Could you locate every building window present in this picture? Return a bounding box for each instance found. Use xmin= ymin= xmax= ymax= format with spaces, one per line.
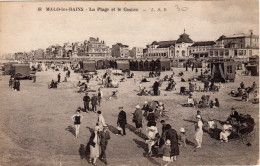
xmin=210 ymin=51 xmax=213 ymax=56
xmin=225 ymin=50 xmax=229 ymax=56
xmin=215 ymin=51 xmax=218 ymax=56
xmin=244 ymin=50 xmax=246 ymax=55
xmin=227 ymin=65 xmax=232 ymax=73
xmin=220 ymin=50 xmax=224 ymax=56
xmin=234 ymin=50 xmax=237 ymax=56
xmin=182 ymin=50 xmax=185 ymax=56
xmin=249 ymin=50 xmax=252 ymax=56
xmin=239 ymin=50 xmax=243 ymax=56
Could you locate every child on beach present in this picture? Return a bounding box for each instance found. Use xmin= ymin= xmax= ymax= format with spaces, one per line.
xmin=162 ymin=140 xmax=174 ymax=166
xmin=179 ymin=128 xmax=187 ymax=147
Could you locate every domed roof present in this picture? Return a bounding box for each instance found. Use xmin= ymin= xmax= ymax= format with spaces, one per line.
xmin=176 ymin=30 xmax=193 ymax=43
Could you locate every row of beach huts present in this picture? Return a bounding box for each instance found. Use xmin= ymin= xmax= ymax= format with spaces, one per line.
xmin=1 ymin=57 xmax=258 ymax=82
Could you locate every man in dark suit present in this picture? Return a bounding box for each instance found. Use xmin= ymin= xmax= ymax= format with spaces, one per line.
xmin=57 ymin=73 xmax=61 ymax=83
xmin=83 ymin=92 xmax=90 ymax=112
xmin=91 ymin=94 xmax=98 ymax=112
xmin=99 ymin=125 xmax=110 ymax=165
xmin=117 ymin=107 xmax=127 ymax=136
xmin=153 ymin=81 xmax=160 ymax=96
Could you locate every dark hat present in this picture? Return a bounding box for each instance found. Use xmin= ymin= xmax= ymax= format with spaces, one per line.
xmin=97 ymin=111 xmax=101 ymax=114
xmin=160 ymin=120 xmax=165 ymax=123
xmin=165 ymin=124 xmax=172 ymax=130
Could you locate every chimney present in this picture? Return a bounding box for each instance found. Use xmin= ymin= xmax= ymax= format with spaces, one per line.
xmin=249 ymin=30 xmax=253 ymax=47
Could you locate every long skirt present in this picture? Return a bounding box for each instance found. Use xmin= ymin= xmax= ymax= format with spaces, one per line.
xmin=170 ymin=142 xmax=179 ymax=156
xmin=163 ymin=156 xmax=173 ymax=162
xmin=90 ymin=144 xmax=99 ymax=158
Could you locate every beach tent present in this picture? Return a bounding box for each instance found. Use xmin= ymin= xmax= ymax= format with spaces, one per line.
xmin=129 ymin=60 xmax=134 ymax=70
xmin=158 ymin=59 xmax=171 ymax=71
xmin=150 ymin=60 xmax=156 ymax=71
xmin=246 ymin=65 xmax=258 ymax=76
xmin=82 ymin=60 xmax=96 ymax=72
xmin=116 ymin=60 xmax=130 ymax=71
xmin=13 ymin=63 xmax=31 ymax=79
xmin=210 ymin=59 xmax=236 ymax=82
xmin=3 ymin=62 xmax=17 ymax=75
xmin=131 ymin=60 xmax=138 ymax=71
xmin=135 ymin=60 xmax=139 ymax=71
xmin=144 ymin=60 xmax=149 ymax=71
xmin=193 ymin=61 xmax=203 ymax=68
xmin=96 ymin=60 xmax=104 ymax=69
xmin=103 ymin=60 xmax=109 ymax=69
xmin=139 ymin=60 xmax=144 ymax=71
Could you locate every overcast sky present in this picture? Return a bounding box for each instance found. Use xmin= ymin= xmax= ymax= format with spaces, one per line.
xmin=0 ymin=0 xmax=258 ymax=54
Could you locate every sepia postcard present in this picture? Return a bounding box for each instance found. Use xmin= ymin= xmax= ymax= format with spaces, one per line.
xmin=0 ymin=0 xmax=259 ymax=166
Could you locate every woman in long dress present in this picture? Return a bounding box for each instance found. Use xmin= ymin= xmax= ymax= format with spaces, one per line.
xmin=194 ymin=115 xmax=204 ymax=148
xmin=146 ymin=121 xmax=158 ymax=156
xmin=89 ymin=126 xmax=100 ymax=166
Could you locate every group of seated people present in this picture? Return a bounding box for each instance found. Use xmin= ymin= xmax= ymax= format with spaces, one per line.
xmin=165 ymin=80 xmax=176 ymax=91
xmin=163 ymin=72 xmax=175 ymax=82
xmin=138 ymin=87 xmax=151 ymax=96
xmin=197 ymin=95 xmax=220 ymax=108
xmin=104 ymin=76 xmax=113 ymax=87
xmin=209 ymin=82 xmax=219 ymax=92
xmin=141 ymin=76 xmax=150 ymax=82
xmin=9 ymin=77 xmax=20 ymax=91
xmin=198 ymin=95 xmax=217 ymax=108
xmin=227 ymin=109 xmax=255 ymax=135
xmin=106 ymin=90 xmax=118 ymax=100
xmin=232 ymin=82 xmax=257 ymax=96
xmin=206 ymin=109 xmax=256 ymax=143
xmin=149 ymin=71 xmax=161 ymax=78
xmin=49 ymin=79 xmax=58 ymax=89
xmin=182 ymin=94 xmax=219 ymax=108
xmin=142 ymin=101 xmax=165 ymax=121
xmin=77 ymin=81 xmax=88 ymax=92
xmin=178 ymin=71 xmax=184 ymax=77
xmin=127 ymin=72 xmax=134 ymax=78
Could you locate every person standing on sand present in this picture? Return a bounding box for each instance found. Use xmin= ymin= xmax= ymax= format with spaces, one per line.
xmin=97 ymin=111 xmax=106 ymax=131
xmin=117 ymin=107 xmax=127 ymax=136
xmin=162 ymin=140 xmax=173 ymax=166
xmin=57 ymin=73 xmax=61 ymax=83
xmin=97 ymin=88 xmax=103 ymax=106
xmin=71 ymin=109 xmax=83 ymax=138
xmin=99 ymin=125 xmax=110 ymax=165
xmin=89 ymin=126 xmax=100 ymax=166
xmin=91 ymin=94 xmax=98 ymax=112
xmin=83 ymin=92 xmax=90 ymax=112
xmin=133 ymin=105 xmax=143 ymax=132
xmin=164 ymin=124 xmax=179 ymax=161
xmin=194 ymin=115 xmax=203 ymax=148
xmin=33 ymin=75 xmax=36 ymax=83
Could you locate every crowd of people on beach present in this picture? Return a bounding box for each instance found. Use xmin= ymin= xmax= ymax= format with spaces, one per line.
xmin=7 ymin=61 xmax=258 ymax=166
